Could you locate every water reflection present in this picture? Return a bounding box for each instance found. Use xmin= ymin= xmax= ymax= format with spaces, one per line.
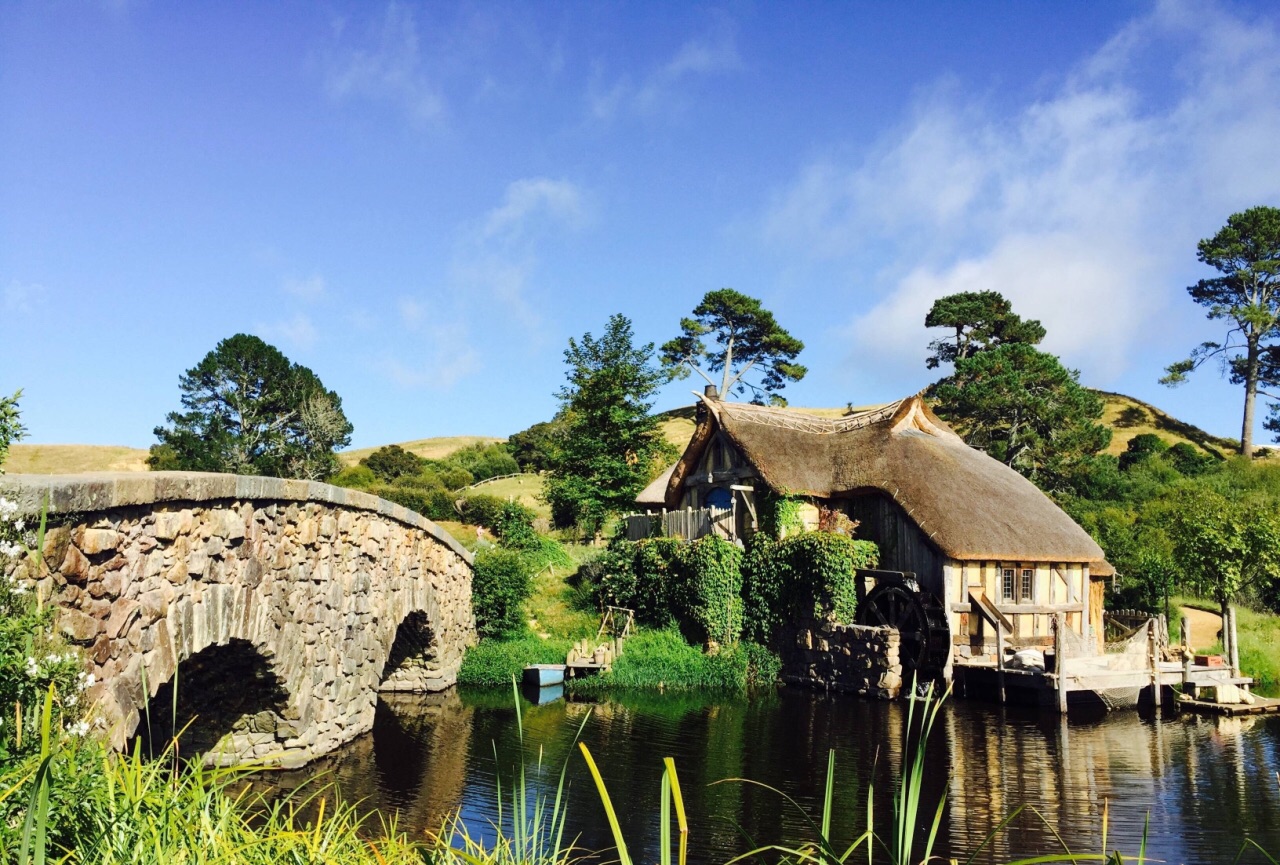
xmin=260 ymin=689 xmax=1280 ymax=864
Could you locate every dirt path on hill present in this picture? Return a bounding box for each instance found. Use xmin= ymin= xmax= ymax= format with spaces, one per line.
xmin=1179 ymin=605 xmax=1223 ymax=651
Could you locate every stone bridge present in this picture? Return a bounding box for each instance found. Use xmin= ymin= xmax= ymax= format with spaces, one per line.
xmin=0 ymin=472 xmax=475 ymax=767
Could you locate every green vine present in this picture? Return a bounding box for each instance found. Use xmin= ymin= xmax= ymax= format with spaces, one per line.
xmin=757 ymin=490 xmax=806 ymax=538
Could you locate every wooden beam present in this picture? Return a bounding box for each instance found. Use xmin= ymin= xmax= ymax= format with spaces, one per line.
xmin=969 ymin=590 xmax=1014 ymax=632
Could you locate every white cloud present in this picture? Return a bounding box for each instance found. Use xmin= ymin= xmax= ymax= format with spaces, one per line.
xmin=3 ymin=281 xmax=46 ymax=313
xmin=258 ymin=314 xmax=318 ymax=349
xmin=379 ymin=322 xmax=480 ymax=390
xmin=589 ymin=29 xmax=740 ymax=120
xmin=325 ymin=2 xmax=443 ymax=125
xmin=481 ymin=177 xmax=587 ymax=241
xmin=454 ymin=177 xmax=590 ymax=332
xmin=763 ymin=1 xmax=1280 ymax=388
xmin=283 ymin=274 xmax=326 ymax=300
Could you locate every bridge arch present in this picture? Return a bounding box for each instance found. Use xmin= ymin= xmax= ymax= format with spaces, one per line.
xmin=0 ymin=472 xmax=476 ymax=767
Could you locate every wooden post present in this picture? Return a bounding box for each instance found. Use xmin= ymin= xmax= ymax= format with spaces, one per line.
xmin=1229 ymin=606 xmax=1241 ymax=679
xmin=996 ymin=619 xmax=1006 ymax=705
xmin=1054 ymin=612 xmax=1067 ymax=714
xmin=1149 ymin=619 xmax=1162 ymax=709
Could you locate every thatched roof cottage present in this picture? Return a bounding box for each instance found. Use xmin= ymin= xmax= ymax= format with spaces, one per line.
xmin=637 ymin=394 xmax=1113 ymax=663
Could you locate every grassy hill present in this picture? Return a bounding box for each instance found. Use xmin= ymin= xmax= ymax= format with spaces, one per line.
xmin=2 ymin=391 xmax=1253 ymax=477
xmin=338 ymin=435 xmax=503 ymax=466
xmin=1095 ymin=391 xmax=1245 ymax=458
xmin=5 ymin=444 xmax=150 ymax=474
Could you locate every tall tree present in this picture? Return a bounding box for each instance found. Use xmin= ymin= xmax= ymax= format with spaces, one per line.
xmin=545 ymin=314 xmax=672 ymax=536
xmin=661 ymin=288 xmax=806 ymax=404
xmin=932 ymin=343 xmax=1111 ymax=490
xmin=924 ymin=290 xmax=1045 ymax=369
xmin=150 ymin=333 xmax=353 ymax=480
xmin=1162 ymin=206 xmax=1280 ymax=457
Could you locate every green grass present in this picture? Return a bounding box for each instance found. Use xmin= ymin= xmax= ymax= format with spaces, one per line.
xmin=458 ymin=634 xmax=575 ymax=687
xmin=465 ymin=473 xmax=550 ymax=518
xmin=567 ymin=627 xmax=780 ymax=696
xmin=1174 ymin=595 xmax=1280 ymax=695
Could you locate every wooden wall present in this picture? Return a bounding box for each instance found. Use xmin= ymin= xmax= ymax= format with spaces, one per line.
xmin=840 ymin=492 xmax=946 ymax=597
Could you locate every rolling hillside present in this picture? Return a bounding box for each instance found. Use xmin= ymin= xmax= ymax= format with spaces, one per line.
xmin=0 ymin=391 xmax=1254 ymax=476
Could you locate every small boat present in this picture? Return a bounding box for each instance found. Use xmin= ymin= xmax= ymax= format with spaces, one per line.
xmin=522 ymin=664 xmax=566 ymax=688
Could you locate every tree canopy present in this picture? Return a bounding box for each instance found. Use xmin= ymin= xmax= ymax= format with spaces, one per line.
xmin=1162 ymin=205 xmax=1280 ymax=457
xmin=924 ymin=290 xmax=1045 ymax=370
xmin=932 ymin=342 xmax=1111 ymax=490
xmin=661 ymin=288 xmax=806 ymax=404
xmin=150 ymin=333 xmax=353 ymax=480
xmin=545 ymin=314 xmax=674 ymax=535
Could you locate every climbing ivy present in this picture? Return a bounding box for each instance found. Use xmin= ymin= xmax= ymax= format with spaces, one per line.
xmin=683 ymin=535 xmax=743 ymax=648
xmin=741 ymin=531 xmax=878 ymax=645
xmin=756 ymin=490 xmax=806 ymax=537
xmin=597 ymin=530 xmax=875 ymax=650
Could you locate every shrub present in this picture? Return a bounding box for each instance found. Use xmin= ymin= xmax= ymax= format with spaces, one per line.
xmin=329 ymin=463 xmax=377 ymax=489
xmin=471 ymin=548 xmax=534 ymax=639
xmin=444 ymin=443 xmax=519 ymax=483
xmin=1119 ymin=433 xmax=1169 ymax=471
xmin=458 ymin=494 xmax=507 ymax=530
xmin=492 ymin=500 xmax=539 ymax=549
xmin=361 ymin=444 xmax=424 ymax=481
xmin=1168 ymin=442 xmax=1215 ymax=476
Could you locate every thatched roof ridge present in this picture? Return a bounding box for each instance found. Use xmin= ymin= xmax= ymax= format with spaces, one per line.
xmin=672 ymin=396 xmax=1112 ymax=574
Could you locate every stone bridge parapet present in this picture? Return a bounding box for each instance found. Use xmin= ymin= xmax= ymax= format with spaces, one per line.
xmin=0 ymin=472 xmax=476 ymax=767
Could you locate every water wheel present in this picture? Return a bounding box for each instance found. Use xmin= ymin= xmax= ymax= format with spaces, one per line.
xmin=855 ymin=577 xmax=950 ymax=675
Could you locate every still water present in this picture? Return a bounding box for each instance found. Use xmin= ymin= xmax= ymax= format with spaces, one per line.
xmin=264 ymin=688 xmax=1280 ymax=864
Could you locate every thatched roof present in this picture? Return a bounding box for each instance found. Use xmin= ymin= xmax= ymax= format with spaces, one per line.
xmin=664 ymin=395 xmax=1113 ymax=574
xmin=636 ymin=463 xmax=676 ymax=506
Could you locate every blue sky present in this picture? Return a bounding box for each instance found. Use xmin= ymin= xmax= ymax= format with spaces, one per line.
xmin=4 ymin=1 xmax=1280 ymax=450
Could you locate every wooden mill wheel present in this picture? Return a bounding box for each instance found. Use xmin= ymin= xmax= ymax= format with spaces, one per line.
xmin=855 ymin=578 xmax=950 ymax=675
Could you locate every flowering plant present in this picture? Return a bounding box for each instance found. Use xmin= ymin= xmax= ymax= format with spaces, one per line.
xmin=0 ymin=495 xmax=89 ymax=762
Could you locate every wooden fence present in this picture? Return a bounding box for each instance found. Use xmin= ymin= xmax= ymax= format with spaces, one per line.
xmin=623 ymin=507 xmax=734 ymax=541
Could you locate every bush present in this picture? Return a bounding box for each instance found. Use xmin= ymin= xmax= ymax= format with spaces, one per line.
xmin=329 ymin=463 xmax=377 ymax=489
xmin=1120 ymin=433 xmax=1169 ymax=471
xmin=492 ymin=500 xmax=539 ymax=549
xmin=457 ymin=494 xmax=506 ymax=530
xmin=457 ymin=634 xmax=572 ymax=687
xmin=1168 ymin=442 xmax=1215 ymax=476
xmin=370 ymin=483 xmax=457 ymax=521
xmin=360 ymin=444 xmax=424 ymax=481
xmin=443 ymin=443 xmax=519 ymax=483
xmin=471 ymin=548 xmax=534 ymax=639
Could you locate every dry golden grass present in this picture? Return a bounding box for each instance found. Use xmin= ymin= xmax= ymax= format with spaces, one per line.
xmin=5 ymin=444 xmax=150 ymax=474
xmin=1095 ymin=391 xmax=1240 ymax=458
xmin=339 ymin=435 xmax=504 ymax=465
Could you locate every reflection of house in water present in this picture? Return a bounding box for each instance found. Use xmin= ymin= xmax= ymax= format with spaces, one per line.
xmin=942 ymin=707 xmax=1280 ymax=861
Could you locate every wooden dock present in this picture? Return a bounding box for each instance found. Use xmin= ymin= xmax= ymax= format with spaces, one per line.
xmin=1177 ymin=694 xmax=1280 ymax=716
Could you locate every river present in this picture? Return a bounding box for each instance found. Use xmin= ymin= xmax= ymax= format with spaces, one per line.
xmin=260 ymin=687 xmax=1280 ymax=864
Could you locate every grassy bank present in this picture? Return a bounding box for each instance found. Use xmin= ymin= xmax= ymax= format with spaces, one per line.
xmin=1175 ymin=597 xmax=1280 ymax=694
xmin=566 ymin=627 xmax=779 ymax=696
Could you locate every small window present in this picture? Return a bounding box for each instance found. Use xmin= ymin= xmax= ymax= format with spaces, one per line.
xmin=1002 ymin=568 xmax=1015 ymax=601
xmin=1020 ymin=568 xmax=1034 ymax=602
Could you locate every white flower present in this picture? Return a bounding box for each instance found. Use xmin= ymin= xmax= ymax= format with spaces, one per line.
xmin=14 ymin=519 xmax=24 ymax=532
xmin=65 ymin=721 xmax=89 ymax=737
xmin=25 ymin=656 xmax=39 ymax=677
xmin=81 ymin=673 xmax=95 ymax=689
